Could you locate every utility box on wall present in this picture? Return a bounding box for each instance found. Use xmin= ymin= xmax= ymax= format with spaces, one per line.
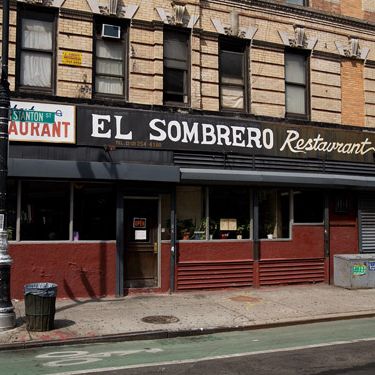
xmin=334 ymin=254 xmax=375 ymax=289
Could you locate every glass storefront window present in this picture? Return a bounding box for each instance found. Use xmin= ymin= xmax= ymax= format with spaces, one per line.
xmin=21 ymin=181 xmax=70 ymax=241
xmin=294 ymin=191 xmax=324 ymax=223
xmin=176 ymin=186 xmax=206 ymax=240
xmin=259 ymin=189 xmax=290 ymax=239
xmin=73 ymin=183 xmax=116 ymax=240
xmin=209 ymin=187 xmax=250 ymax=240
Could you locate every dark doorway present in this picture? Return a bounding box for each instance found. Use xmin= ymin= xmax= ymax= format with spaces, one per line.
xmin=124 ymin=198 xmax=159 ymax=288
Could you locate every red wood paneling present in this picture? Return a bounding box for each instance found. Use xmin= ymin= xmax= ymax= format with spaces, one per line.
xmin=260 ymin=225 xmax=324 ymax=259
xmin=177 ymin=241 xmax=253 ymax=262
xmin=9 ymin=242 xmax=116 ymax=300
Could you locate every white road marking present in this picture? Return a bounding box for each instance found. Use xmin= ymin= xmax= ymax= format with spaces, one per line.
xmin=39 ymin=348 xmax=163 ymax=367
xmin=45 ymin=337 xmax=375 ymax=375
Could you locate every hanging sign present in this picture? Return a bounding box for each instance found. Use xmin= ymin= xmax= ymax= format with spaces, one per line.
xmin=76 ymin=106 xmax=375 ymax=163
xmin=133 ymin=218 xmax=147 ymax=229
xmin=9 ymin=101 xmax=76 ymax=144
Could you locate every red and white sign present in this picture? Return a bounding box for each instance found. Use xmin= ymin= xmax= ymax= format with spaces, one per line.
xmin=9 ymin=101 xmax=76 ymax=144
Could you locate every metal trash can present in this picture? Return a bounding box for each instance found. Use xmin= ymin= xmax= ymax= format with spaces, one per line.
xmin=334 ymin=254 xmax=375 ymax=289
xmin=24 ymin=282 xmax=57 ymax=332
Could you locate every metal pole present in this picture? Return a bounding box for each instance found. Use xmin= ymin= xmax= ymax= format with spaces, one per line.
xmin=0 ymin=0 xmax=15 ymax=330
xmin=169 ymin=188 xmax=176 ymax=293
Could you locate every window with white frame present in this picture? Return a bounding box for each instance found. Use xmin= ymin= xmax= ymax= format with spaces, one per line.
xmin=18 ymin=9 xmax=55 ymax=90
xmin=94 ymin=19 xmax=126 ymax=97
xmin=163 ymin=29 xmax=189 ymax=104
xmin=285 ymin=52 xmax=308 ymax=117
xmin=219 ymin=39 xmax=247 ymax=110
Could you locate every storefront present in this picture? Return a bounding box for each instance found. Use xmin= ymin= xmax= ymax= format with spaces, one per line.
xmin=7 ymin=100 xmax=375 ymax=298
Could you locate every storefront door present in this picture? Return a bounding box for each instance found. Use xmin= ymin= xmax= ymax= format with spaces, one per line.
xmin=124 ymin=197 xmax=159 ymax=288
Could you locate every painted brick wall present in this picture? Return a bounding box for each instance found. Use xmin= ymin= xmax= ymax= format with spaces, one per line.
xmin=341 ymin=60 xmax=365 ymax=127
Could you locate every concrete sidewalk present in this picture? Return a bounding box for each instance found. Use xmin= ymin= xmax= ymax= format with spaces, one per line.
xmin=1 ymin=284 xmax=375 ymax=350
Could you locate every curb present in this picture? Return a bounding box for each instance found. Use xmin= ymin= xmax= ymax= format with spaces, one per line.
xmin=1 ymin=311 xmax=375 ymax=351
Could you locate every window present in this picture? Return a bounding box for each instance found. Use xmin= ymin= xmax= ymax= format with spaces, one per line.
xmin=209 ymin=187 xmax=250 ymax=240
xmin=220 ymin=40 xmax=247 ymax=110
xmin=176 ymin=186 xmax=250 ymax=241
xmin=294 ymin=191 xmax=324 ymax=223
xmin=176 ymin=186 xmax=205 ymax=240
xmin=285 ymin=52 xmax=308 ymax=117
xmin=94 ymin=19 xmax=126 ymax=97
xmin=259 ymin=189 xmax=291 ymax=239
xmin=20 ymin=181 xmax=70 ymax=241
xmin=18 ymin=9 xmax=55 ymax=91
xmin=286 ymin=0 xmax=307 ymax=5
xmin=163 ymin=30 xmax=189 ymax=104
xmin=73 ymin=183 xmax=116 ymax=240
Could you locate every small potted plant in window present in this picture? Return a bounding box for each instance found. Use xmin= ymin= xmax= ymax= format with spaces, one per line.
xmin=236 ymin=224 xmax=245 ymax=240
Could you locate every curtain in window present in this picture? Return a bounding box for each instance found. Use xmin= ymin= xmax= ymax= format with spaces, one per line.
xmin=286 ymin=85 xmax=305 ymax=114
xmin=285 ymin=54 xmax=306 ymax=84
xmin=20 ymin=53 xmax=51 ymax=87
xmin=22 ymin=19 xmax=52 ymax=50
xmin=221 ymin=86 xmax=244 ymax=109
xmin=21 ymin=19 xmax=52 ymax=87
xmin=96 ymin=76 xmax=123 ymax=95
xmin=96 ymin=40 xmax=124 ymax=95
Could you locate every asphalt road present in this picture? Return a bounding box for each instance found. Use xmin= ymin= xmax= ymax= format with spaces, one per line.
xmin=104 ymin=340 xmax=375 ymax=375
xmin=3 ymin=317 xmax=375 ymax=375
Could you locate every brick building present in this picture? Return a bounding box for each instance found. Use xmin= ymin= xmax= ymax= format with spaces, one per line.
xmin=3 ymin=0 xmax=375 ymax=298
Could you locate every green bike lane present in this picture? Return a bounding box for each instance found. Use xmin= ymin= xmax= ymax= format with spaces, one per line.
xmin=3 ymin=317 xmax=375 ymax=375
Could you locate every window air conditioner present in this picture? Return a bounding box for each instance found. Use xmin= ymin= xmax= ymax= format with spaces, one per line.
xmin=101 ymin=24 xmax=121 ymax=39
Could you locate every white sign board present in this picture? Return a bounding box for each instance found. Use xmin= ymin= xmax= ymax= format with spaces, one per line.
xmin=9 ymin=101 xmax=76 ymax=144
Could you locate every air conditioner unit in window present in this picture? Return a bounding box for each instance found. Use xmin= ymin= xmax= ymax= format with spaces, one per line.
xmin=101 ymin=24 xmax=121 ymax=39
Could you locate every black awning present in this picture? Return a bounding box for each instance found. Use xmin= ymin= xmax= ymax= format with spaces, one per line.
xmin=9 ymin=158 xmax=180 ymax=183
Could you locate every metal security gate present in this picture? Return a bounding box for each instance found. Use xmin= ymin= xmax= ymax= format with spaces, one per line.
xmin=359 ymin=197 xmax=375 ymax=253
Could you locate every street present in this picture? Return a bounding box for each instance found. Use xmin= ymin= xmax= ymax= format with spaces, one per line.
xmin=2 ymin=318 xmax=375 ymax=374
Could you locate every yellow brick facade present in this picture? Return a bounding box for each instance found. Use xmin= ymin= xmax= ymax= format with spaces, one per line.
xmin=1 ymin=0 xmax=373 ymax=127
xmin=341 ymin=60 xmax=365 ymax=127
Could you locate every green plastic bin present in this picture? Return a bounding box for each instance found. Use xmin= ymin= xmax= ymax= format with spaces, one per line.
xmin=24 ymin=283 xmax=57 ymax=332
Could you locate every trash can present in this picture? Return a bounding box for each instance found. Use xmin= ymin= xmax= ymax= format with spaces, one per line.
xmin=24 ymin=282 xmax=57 ymax=332
xmin=334 ymin=254 xmax=375 ymax=289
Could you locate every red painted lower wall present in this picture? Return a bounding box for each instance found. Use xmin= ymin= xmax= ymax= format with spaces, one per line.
xmin=177 ymin=241 xmax=253 ymax=262
xmin=260 ymin=225 xmax=325 ymax=259
xmin=329 ymin=221 xmax=358 ymax=281
xmin=9 ymin=242 xmax=116 ymax=300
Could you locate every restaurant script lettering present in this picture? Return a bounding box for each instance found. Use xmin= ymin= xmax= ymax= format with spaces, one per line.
xmin=76 ymin=107 xmax=375 ymax=163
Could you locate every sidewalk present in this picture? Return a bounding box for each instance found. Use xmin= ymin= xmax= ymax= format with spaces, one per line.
xmin=2 ymin=284 xmax=375 ymax=350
